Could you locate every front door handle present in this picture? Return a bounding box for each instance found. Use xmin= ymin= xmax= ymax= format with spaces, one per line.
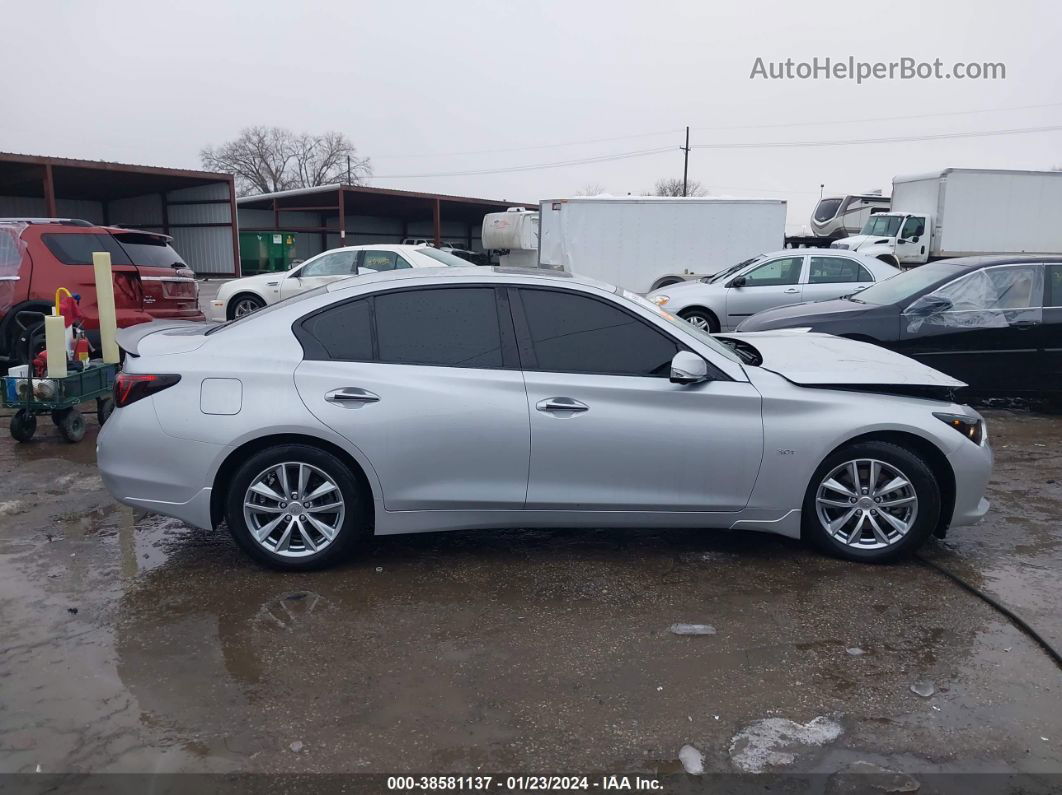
xmin=783 ymin=288 xmax=800 ymax=294
xmin=1012 ymin=320 xmax=1039 ymax=329
xmin=325 ymin=387 xmax=380 ymax=405
xmin=536 ymin=397 xmax=589 ymax=413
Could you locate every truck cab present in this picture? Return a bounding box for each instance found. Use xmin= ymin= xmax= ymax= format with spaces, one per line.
xmin=831 ymin=212 xmax=931 ymax=267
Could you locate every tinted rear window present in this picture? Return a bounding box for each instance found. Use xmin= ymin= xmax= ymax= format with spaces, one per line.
xmin=301 ymin=299 xmax=373 ymax=360
xmin=42 ymin=233 xmax=131 ymax=266
xmin=113 ymin=233 xmax=186 ymax=268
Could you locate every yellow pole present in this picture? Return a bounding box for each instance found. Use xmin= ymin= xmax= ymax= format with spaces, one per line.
xmin=45 ymin=314 xmax=67 ymax=378
xmin=92 ymin=252 xmax=120 ymax=364
xmin=54 ymin=287 xmax=72 ymax=316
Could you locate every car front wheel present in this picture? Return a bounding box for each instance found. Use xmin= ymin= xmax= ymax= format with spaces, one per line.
xmin=229 ymin=294 xmax=265 ymax=319
xmin=679 ymin=308 xmax=720 ymax=333
xmin=225 ymin=444 xmax=368 ymax=570
xmin=802 ymin=441 xmax=940 ymax=563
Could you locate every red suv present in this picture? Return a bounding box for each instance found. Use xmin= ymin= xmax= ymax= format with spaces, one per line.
xmin=0 ymin=219 xmax=205 ymax=363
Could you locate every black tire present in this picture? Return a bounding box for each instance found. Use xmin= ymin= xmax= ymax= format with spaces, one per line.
xmin=10 ymin=409 xmax=36 ymax=442
xmin=224 ymin=444 xmax=368 ymax=571
xmin=678 ymin=307 xmax=720 ymax=334
xmin=56 ymin=408 xmax=86 ymax=443
xmin=227 ymin=294 xmax=265 ymax=320
xmin=802 ymin=441 xmax=940 ymax=563
xmin=97 ymin=397 xmax=114 ymax=425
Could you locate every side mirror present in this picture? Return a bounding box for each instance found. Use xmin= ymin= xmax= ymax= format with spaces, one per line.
xmin=670 ymin=351 xmax=709 ymax=385
xmin=906 ymin=295 xmax=953 ymax=317
xmin=728 ymin=275 xmax=747 ymax=288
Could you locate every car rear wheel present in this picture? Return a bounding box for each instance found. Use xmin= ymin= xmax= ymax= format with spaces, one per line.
xmin=679 ymin=308 xmax=720 ymax=334
xmin=225 ymin=444 xmax=368 ymax=570
xmin=802 ymin=441 xmax=939 ymax=563
xmin=229 ymin=294 xmax=265 ymax=319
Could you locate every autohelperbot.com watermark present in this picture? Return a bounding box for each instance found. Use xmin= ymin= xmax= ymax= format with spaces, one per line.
xmin=750 ymin=56 xmax=1006 ymax=83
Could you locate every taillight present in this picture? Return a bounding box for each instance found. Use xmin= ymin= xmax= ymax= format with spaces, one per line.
xmin=114 ymin=373 xmax=181 ymax=407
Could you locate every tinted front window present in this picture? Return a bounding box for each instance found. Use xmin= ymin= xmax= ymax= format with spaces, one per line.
xmin=519 ymin=288 xmax=678 ymax=377
xmin=42 ymin=233 xmax=131 ymax=266
xmin=375 ymin=288 xmax=503 ymax=368
xmin=113 ymin=233 xmax=186 ymax=268
xmin=814 ymin=198 xmax=842 ymax=222
xmin=853 ymin=262 xmax=963 ymax=306
xmin=301 ymin=299 xmax=372 ymax=360
xmin=900 ymin=217 xmax=925 ymax=239
xmin=809 ymin=257 xmax=869 ymax=284
xmin=742 ymin=256 xmax=802 ymax=287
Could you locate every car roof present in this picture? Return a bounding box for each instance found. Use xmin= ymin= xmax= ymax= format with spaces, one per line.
xmin=328 ymin=265 xmax=610 ymax=293
xmin=933 ymin=254 xmax=1062 ymax=268
xmin=763 ymin=248 xmax=876 ymax=258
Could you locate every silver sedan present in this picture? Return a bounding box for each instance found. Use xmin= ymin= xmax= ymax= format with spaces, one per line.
xmin=98 ymin=267 xmax=991 ymax=570
xmin=647 ymin=249 xmax=899 ymax=332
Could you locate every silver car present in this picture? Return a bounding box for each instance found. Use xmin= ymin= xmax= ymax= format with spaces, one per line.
xmin=98 ymin=267 xmax=991 ymax=570
xmin=647 ymin=249 xmax=899 ymax=332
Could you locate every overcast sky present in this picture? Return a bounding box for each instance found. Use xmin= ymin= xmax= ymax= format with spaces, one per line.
xmin=4 ymin=0 xmax=1060 ymax=231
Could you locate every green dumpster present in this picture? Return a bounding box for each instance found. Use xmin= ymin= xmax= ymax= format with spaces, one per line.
xmin=239 ymin=232 xmax=298 ymax=274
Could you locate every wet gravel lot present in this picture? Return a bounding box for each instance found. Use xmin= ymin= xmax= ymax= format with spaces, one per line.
xmin=0 ymin=407 xmax=1060 ymax=786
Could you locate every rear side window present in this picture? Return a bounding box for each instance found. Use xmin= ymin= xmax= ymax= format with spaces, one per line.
xmin=360 ymin=250 xmax=410 ymax=272
xmin=42 ymin=233 xmax=131 ymax=266
xmin=518 ymin=288 xmax=678 ymax=377
xmin=300 ymin=299 xmax=372 ymax=360
xmin=375 ymin=288 xmax=503 ymax=368
xmin=808 ymin=257 xmax=873 ymax=284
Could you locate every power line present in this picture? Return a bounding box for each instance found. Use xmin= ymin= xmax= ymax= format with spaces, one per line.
xmin=372 ymin=124 xmax=1062 ymax=180
xmin=690 ymin=124 xmax=1062 ymax=150
xmin=372 ymin=100 xmax=1062 ymax=161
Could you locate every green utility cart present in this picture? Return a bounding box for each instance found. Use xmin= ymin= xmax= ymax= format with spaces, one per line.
xmin=3 ymin=363 xmax=118 ymax=443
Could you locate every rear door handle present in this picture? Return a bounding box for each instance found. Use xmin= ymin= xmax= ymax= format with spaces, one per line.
xmin=1012 ymin=320 xmax=1039 ymax=329
xmin=536 ymin=397 xmax=589 ymax=413
xmin=325 ymin=387 xmax=380 ymax=405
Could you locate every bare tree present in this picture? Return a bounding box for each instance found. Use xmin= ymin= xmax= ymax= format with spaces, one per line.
xmin=575 ymin=182 xmax=607 ymax=196
xmin=201 ymin=126 xmax=371 ymax=196
xmin=651 ymin=177 xmax=707 ymax=197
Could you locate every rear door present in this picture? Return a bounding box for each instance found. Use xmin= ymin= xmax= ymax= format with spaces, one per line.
xmin=293 ymin=285 xmax=531 ymax=510
xmin=896 ymin=263 xmax=1044 ymax=394
xmin=802 ymin=255 xmax=874 ymax=303
xmin=110 ymin=232 xmax=200 ymax=319
xmin=723 ymin=254 xmax=805 ymax=329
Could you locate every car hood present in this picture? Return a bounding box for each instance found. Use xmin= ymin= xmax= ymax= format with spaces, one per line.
xmin=738 ymin=298 xmax=871 ymax=329
xmin=719 ymin=331 xmax=965 ymax=388
xmin=649 ymin=279 xmax=719 ymax=301
xmin=117 ymin=320 xmax=217 ymax=356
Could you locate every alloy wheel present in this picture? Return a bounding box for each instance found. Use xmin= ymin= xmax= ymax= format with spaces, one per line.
xmin=243 ymin=462 xmax=345 ymax=558
xmin=815 ymin=458 xmax=918 ymax=550
xmin=233 ymin=298 xmax=262 ymax=317
xmin=685 ymin=315 xmax=710 ymax=330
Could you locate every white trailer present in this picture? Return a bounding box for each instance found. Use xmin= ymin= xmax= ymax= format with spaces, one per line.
xmin=536 ymin=196 xmax=787 ymax=293
xmin=833 ymin=169 xmax=1062 ymax=266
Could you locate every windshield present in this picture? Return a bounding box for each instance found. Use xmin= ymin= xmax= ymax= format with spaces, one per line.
xmin=416 ymin=247 xmax=472 ymax=267
xmin=860 ymin=215 xmax=902 ymax=236
xmin=814 ymin=198 xmax=843 ymax=222
xmin=703 ymin=255 xmax=762 ymax=283
xmin=848 ymin=261 xmax=963 ymax=306
xmin=620 ymin=289 xmax=742 ymax=364
xmin=113 ymin=233 xmax=187 ymax=268
xmin=205 ymin=286 xmax=328 ymax=335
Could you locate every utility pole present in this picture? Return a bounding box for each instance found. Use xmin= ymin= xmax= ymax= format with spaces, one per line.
xmin=681 ymin=126 xmax=691 ymax=197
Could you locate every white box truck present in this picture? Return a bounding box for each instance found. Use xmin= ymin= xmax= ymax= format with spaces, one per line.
xmin=534 ymin=196 xmax=787 ymax=293
xmin=832 ymin=168 xmax=1062 ymax=267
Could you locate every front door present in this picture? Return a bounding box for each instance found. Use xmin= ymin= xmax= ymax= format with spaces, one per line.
xmin=294 ymin=285 xmax=530 ymax=510
xmin=895 ymin=215 xmax=928 ymax=265
xmin=281 ymin=249 xmax=358 ymax=300
xmin=513 ymin=287 xmax=763 ymax=512
xmin=896 ymin=263 xmax=1044 ymax=394
xmin=723 ymin=255 xmax=805 ymax=330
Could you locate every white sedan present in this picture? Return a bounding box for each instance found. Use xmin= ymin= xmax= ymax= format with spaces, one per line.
xmin=213 ymin=244 xmax=469 ymax=319
xmin=647 ymin=249 xmax=899 ymax=332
